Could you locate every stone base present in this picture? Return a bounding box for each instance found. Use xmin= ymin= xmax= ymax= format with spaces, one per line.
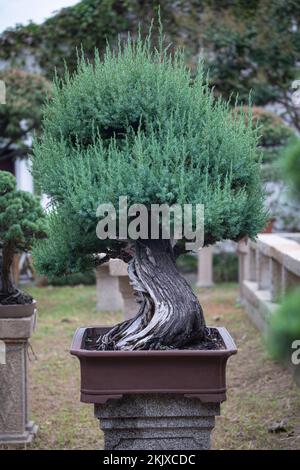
xmin=95 ymin=394 xmax=220 ymax=450
xmin=0 ymin=421 xmax=38 ymax=445
xmin=0 ymin=310 xmax=37 ymax=445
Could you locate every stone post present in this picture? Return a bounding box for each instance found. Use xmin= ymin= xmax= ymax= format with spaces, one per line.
xmin=0 ymin=309 xmax=38 ymax=444
xmin=282 ymin=268 xmax=299 ymax=296
xmin=197 ymin=246 xmax=214 ymax=288
xmin=109 ymin=260 xmax=138 ymax=319
xmin=270 ymin=258 xmax=283 ymax=303
xmin=95 ymin=264 xmax=124 ymax=313
xmin=237 ymin=239 xmax=250 ymax=301
xmin=95 ymin=394 xmax=220 ymax=450
xmin=257 ymin=252 xmax=271 ymax=291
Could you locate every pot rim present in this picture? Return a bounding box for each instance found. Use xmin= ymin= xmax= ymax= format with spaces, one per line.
xmin=70 ymin=325 xmax=237 ymax=358
xmin=0 ymin=299 xmax=37 ymax=318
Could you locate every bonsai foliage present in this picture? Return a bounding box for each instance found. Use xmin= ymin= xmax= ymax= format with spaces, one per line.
xmin=33 ymin=33 xmax=267 ymax=350
xmin=0 ymin=171 xmax=47 ymax=304
xmin=0 ymin=69 xmax=51 ymax=163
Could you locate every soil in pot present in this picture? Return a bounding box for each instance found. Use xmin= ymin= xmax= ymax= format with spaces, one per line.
xmin=85 ymin=326 xmax=225 ymax=351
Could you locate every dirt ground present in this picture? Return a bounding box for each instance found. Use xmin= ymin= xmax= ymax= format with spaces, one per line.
xmin=1 ymin=283 xmax=300 ymax=450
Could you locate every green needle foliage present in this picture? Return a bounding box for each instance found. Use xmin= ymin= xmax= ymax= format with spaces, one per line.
xmin=32 ymin=32 xmax=267 ymax=277
xmin=0 ymin=171 xmax=47 ymax=303
xmin=0 ymin=171 xmax=47 ymax=251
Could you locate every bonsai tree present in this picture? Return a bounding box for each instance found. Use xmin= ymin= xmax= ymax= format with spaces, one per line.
xmin=32 ymin=34 xmax=267 ymax=350
xmin=0 ymin=171 xmax=47 ymax=305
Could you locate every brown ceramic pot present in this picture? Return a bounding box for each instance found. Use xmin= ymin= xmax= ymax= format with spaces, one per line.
xmin=0 ymin=300 xmax=36 ymax=318
xmin=71 ymin=326 xmax=237 ymax=404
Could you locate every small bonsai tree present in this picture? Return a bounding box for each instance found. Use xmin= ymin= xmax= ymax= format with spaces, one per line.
xmin=32 ymin=33 xmax=267 ymax=350
xmin=0 ymin=171 xmax=47 ymax=305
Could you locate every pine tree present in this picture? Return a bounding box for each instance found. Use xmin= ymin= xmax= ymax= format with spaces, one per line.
xmin=32 ymin=33 xmax=267 ymax=350
xmin=0 ymin=171 xmax=47 ymax=304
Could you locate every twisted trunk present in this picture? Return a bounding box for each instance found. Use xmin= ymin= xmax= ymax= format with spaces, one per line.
xmin=0 ymin=241 xmax=14 ymax=293
xmin=97 ymin=239 xmax=206 ymax=351
xmin=0 ymin=242 xmax=33 ymax=305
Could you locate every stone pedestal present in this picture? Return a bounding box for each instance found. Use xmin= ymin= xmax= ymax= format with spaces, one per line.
xmin=0 ymin=309 xmax=38 ymax=444
xmin=118 ymin=277 xmax=138 ymax=320
xmin=109 ymin=260 xmax=138 ymax=319
xmin=197 ymin=246 xmax=214 ymax=288
xmin=95 ymin=264 xmax=123 ymax=312
xmin=95 ymin=394 xmax=220 ymax=450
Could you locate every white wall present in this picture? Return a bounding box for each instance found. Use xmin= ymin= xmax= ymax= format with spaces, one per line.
xmin=14 ymin=158 xmax=34 ymax=193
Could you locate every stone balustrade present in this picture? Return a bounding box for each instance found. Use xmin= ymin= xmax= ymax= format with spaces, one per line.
xmin=238 ymin=233 xmax=300 ymax=333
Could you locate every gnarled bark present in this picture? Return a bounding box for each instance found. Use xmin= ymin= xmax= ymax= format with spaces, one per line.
xmin=0 ymin=242 xmax=33 ymax=305
xmin=96 ymin=239 xmax=206 ymax=350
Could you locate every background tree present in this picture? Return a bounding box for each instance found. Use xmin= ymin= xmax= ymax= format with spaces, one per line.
xmin=267 ymin=139 xmax=300 ymax=369
xmin=1 ymin=0 xmax=299 ymax=128
xmin=0 ymin=69 xmax=51 ymax=163
xmin=201 ymin=0 xmax=300 ymax=130
xmin=0 ymin=170 xmax=47 ymax=304
xmin=235 ymin=107 xmax=295 ymax=164
xmin=282 ymin=139 xmax=300 ymax=200
xmin=32 ymin=34 xmax=267 ymax=351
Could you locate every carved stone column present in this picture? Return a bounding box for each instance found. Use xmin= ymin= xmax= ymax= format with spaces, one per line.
xmin=0 ymin=307 xmax=38 ymax=444
xmin=95 ymin=394 xmax=220 ymax=450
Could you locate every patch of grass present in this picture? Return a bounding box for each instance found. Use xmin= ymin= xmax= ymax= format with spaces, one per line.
xmin=1 ymin=283 xmax=300 ymax=450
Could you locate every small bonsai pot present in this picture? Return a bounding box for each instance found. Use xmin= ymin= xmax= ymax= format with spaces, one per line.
xmin=0 ymin=300 xmax=36 ymax=318
xmin=261 ymin=217 xmax=276 ymax=234
xmin=71 ymin=326 xmax=237 ymax=404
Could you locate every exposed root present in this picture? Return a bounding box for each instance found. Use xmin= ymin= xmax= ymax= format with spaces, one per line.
xmin=96 ymin=240 xmax=206 ymax=351
xmin=0 ymin=288 xmax=33 ymax=305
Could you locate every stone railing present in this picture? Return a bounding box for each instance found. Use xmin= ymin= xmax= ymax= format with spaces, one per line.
xmin=238 ymin=233 xmax=300 ymax=333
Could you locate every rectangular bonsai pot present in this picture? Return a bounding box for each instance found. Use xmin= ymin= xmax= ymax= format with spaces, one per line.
xmin=70 ymin=326 xmax=237 ymax=404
